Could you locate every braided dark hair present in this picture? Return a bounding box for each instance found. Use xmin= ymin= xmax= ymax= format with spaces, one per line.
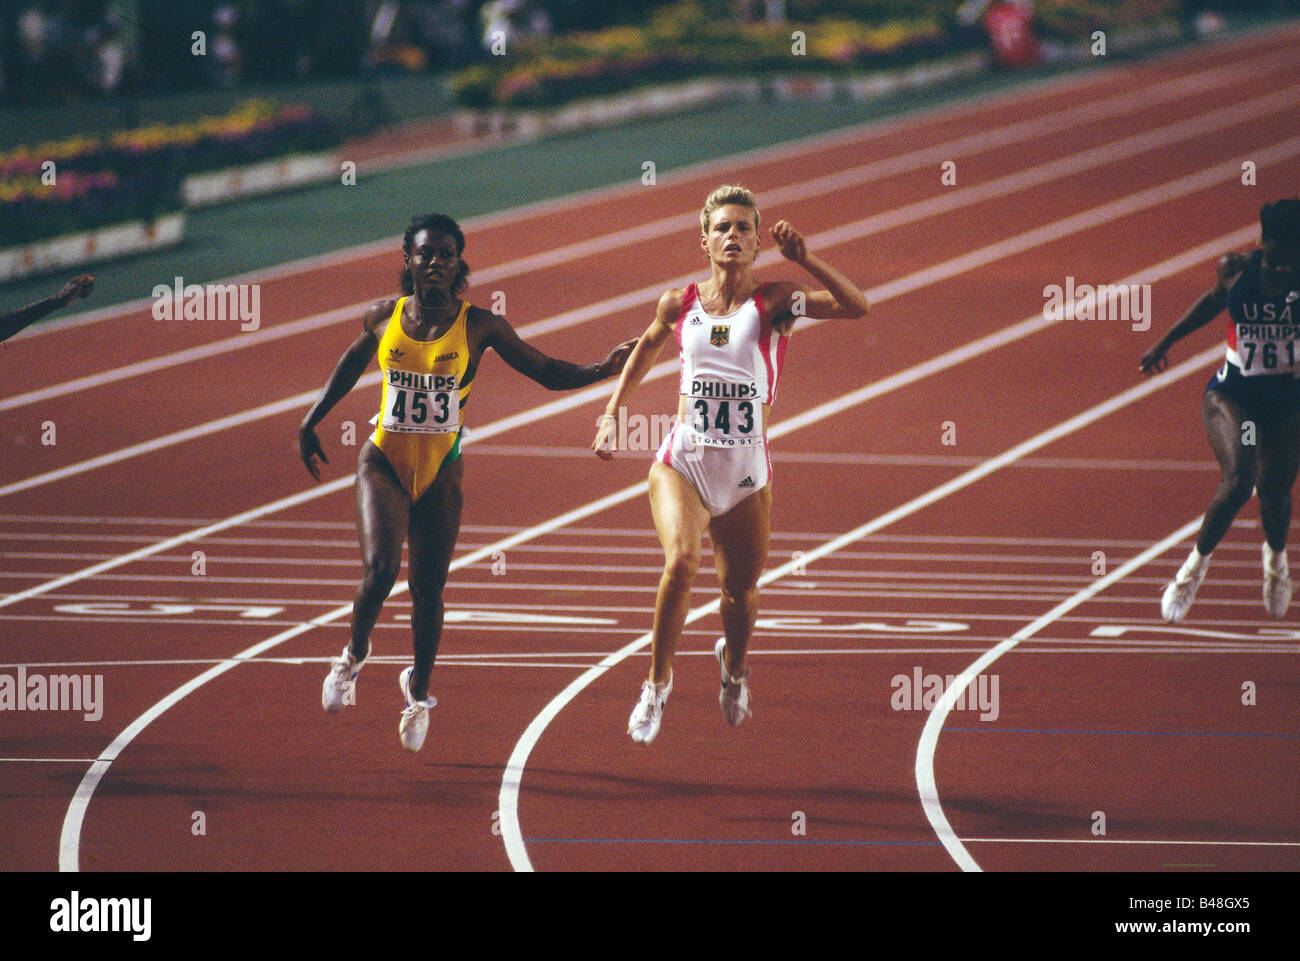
xmin=399 ymin=213 xmax=470 ymax=296
xmin=1260 ymin=198 xmax=1300 ymax=251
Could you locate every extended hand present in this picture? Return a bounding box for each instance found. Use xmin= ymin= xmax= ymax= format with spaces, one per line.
xmin=592 ymin=413 xmax=617 ymax=461
xmin=1139 ymin=342 xmax=1169 ymax=375
xmin=600 ymin=338 xmax=638 ymax=378
xmin=770 ymin=220 xmax=806 ymax=264
xmin=299 ymin=425 xmax=329 ymax=480
xmin=59 ymin=274 xmax=94 ymax=305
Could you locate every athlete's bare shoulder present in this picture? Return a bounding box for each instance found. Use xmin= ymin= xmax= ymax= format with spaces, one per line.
xmin=463 ymin=301 xmax=504 ymax=349
xmin=1216 ymin=251 xmax=1250 ymax=288
xmin=760 ymin=279 xmax=800 ymax=312
xmin=363 ymin=298 xmax=399 ymax=336
xmin=655 ymin=287 xmax=686 ymax=324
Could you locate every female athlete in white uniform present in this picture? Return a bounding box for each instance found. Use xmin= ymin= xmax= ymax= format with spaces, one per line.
xmin=593 ymin=185 xmax=869 ymax=744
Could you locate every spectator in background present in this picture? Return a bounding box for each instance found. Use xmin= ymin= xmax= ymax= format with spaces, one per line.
xmin=420 ymin=0 xmax=474 ymax=71
xmin=957 ymin=0 xmax=1041 ymax=69
xmin=84 ymin=17 xmax=126 ymax=96
xmin=364 ymin=0 xmax=429 ymax=73
xmin=17 ymin=3 xmax=51 ymax=102
xmin=211 ymin=3 xmax=242 ymax=87
xmin=479 ymin=0 xmax=551 ymax=56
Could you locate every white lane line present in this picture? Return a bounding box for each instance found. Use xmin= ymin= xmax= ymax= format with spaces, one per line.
xmin=51 ymin=218 xmax=1251 ymax=869
xmin=4 ymin=72 xmax=1294 ymax=421
xmin=10 ymin=643 xmax=1294 ymax=671
xmin=0 ymin=759 xmax=103 ymax=764
xmin=914 ymin=517 xmax=1204 ymax=872
xmin=2 ymin=218 xmax=1257 ymax=607
xmin=3 ymin=106 xmax=1286 ymax=499
xmin=496 ymin=345 xmax=1227 ymax=871
xmin=0 ymin=373 xmax=369 ymax=499
xmin=55 ymin=480 xmax=649 ymax=872
xmin=21 ymin=29 xmax=1289 ymax=341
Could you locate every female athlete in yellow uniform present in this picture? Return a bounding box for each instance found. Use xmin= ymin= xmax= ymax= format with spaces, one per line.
xmin=300 ymin=213 xmax=634 ymax=751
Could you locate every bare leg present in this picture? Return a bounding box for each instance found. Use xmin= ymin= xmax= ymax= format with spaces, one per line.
xmin=1196 ymin=392 xmax=1257 ymax=555
xmin=405 ymin=457 xmax=464 ymax=701
xmin=351 ymin=441 xmax=410 ymax=661
xmin=708 ymin=484 xmax=772 ymax=678
xmin=1254 ymin=409 xmax=1300 ymax=551
xmin=647 ymin=462 xmax=710 ymax=685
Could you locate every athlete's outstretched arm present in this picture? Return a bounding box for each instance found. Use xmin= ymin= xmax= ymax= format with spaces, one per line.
xmin=592 ymin=289 xmax=679 ymax=459
xmin=298 ymin=301 xmax=388 ymax=479
xmin=483 ymin=310 xmax=635 ymax=390
xmin=1140 ymin=252 xmax=1245 ymax=375
xmin=766 ymin=221 xmax=869 ymax=326
xmin=0 ymin=275 xmax=94 ymax=343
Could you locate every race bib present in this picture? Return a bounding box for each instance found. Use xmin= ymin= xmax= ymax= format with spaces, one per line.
xmin=1235 ymin=323 xmax=1300 ymax=377
xmin=380 ymin=370 xmax=460 ymax=434
xmin=685 ymin=379 xmax=763 ymax=447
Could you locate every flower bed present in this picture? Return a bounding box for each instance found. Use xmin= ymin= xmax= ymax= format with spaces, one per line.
xmin=453 ymin=0 xmax=1185 ymax=109
xmin=0 ymin=101 xmax=341 ymax=248
xmin=454 ymin=3 xmax=968 ymax=108
xmin=0 ymin=170 xmax=180 ymax=249
xmin=1034 ymin=0 xmax=1183 ymax=42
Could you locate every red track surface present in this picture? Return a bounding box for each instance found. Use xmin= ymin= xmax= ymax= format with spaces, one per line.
xmin=3 ymin=26 xmax=1299 ymax=874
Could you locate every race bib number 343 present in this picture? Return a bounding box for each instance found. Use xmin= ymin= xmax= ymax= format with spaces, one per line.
xmin=381 ymin=371 xmax=460 ymax=434
xmin=1236 ymin=324 xmax=1300 ymax=377
xmin=687 ymin=398 xmax=762 ymax=446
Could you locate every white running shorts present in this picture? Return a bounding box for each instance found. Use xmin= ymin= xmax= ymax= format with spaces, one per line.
xmin=654 ymin=422 xmax=770 ymax=517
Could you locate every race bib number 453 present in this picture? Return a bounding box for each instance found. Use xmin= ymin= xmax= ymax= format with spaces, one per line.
xmin=1236 ymin=324 xmax=1300 ymax=377
xmin=381 ymin=371 xmax=460 ymax=434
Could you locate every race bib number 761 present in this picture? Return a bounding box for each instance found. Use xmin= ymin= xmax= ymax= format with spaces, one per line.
xmin=1236 ymin=324 xmax=1300 ymax=377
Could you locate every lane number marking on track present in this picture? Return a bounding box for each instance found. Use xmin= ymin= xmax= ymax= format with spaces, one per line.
xmin=755 ymin=617 xmax=968 ymax=633
xmin=52 ymin=603 xmax=284 ymax=619
xmin=395 ymin=611 xmax=618 ymax=626
xmin=1090 ymin=624 xmax=1300 ymax=641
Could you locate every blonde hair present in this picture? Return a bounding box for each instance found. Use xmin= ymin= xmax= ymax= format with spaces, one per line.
xmin=700 ymin=184 xmax=760 ymax=235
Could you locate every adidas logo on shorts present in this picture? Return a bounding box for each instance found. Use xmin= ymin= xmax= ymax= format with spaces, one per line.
xmin=738 ymin=475 xmax=755 ymax=488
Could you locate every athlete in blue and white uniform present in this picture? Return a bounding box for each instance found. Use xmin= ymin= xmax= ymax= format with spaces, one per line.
xmin=593 ymin=185 xmax=870 ymax=744
xmin=1141 ymin=198 xmax=1300 ymax=622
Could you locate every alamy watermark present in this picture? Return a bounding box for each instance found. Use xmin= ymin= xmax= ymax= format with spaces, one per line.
xmin=151 ymin=276 xmax=260 ymax=330
xmin=1043 ymin=277 xmax=1150 ymax=331
xmin=0 ymin=667 xmax=102 ymax=721
xmin=890 ymin=667 xmax=999 ymax=721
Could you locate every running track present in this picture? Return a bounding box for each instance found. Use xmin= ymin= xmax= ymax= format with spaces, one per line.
xmin=2 ymin=25 xmax=1299 ymax=875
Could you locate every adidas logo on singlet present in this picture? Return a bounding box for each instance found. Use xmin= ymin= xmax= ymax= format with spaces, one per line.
xmin=388 ymin=348 xmax=405 ymax=362
xmin=738 ymin=476 xmax=755 ymax=488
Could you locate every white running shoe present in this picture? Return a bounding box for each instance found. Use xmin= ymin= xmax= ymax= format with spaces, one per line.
xmin=1262 ymin=543 xmax=1292 ymax=618
xmin=398 ymin=666 xmax=437 ymax=753
xmin=715 ymin=638 xmax=752 ymax=726
xmin=1161 ymin=549 xmax=1209 ymax=623
xmin=628 ymin=673 xmax=672 ymax=745
xmin=322 ymin=644 xmax=366 ymax=713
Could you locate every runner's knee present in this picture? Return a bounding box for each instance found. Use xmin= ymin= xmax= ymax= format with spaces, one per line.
xmin=359 ymin=556 xmax=401 ymax=599
xmin=719 ymin=579 xmax=758 ymax=609
xmin=1218 ymin=465 xmax=1256 ymax=505
xmin=663 ymin=547 xmax=700 ymax=584
xmin=409 ymin=574 xmax=447 ymax=610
